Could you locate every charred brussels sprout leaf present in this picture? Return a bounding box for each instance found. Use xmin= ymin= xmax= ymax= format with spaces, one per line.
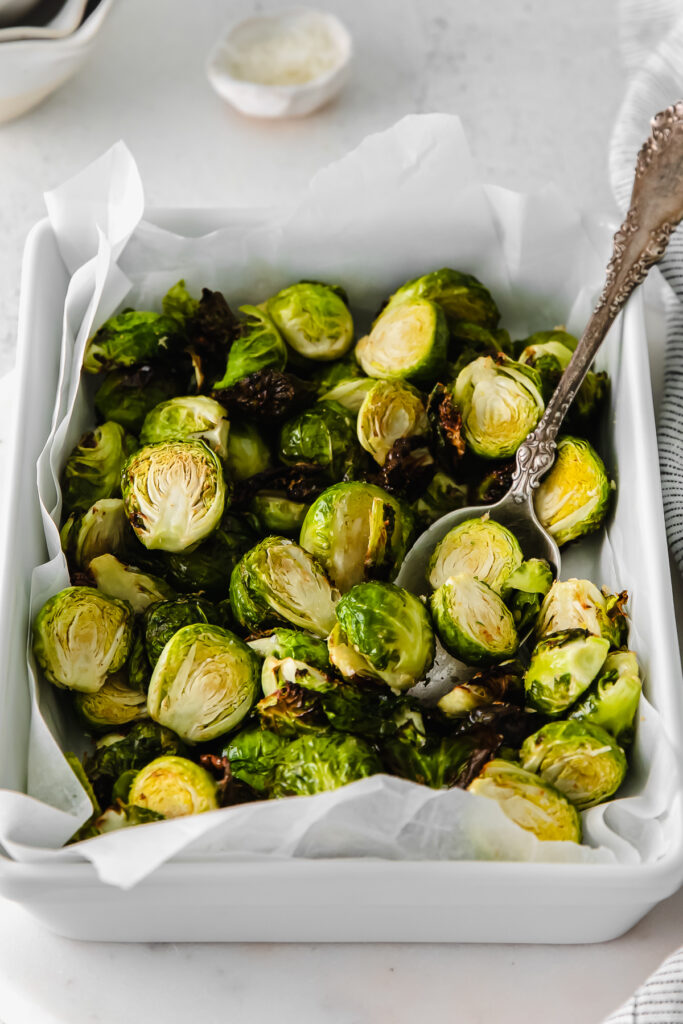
xmin=216 ymin=368 xmax=317 ymax=423
xmin=230 ymin=537 xmax=339 ymax=637
xmin=569 ymin=650 xmax=642 ymax=746
xmin=33 ymin=586 xmax=134 ymax=693
xmin=74 ymin=671 xmax=148 ymax=732
xmin=265 ymin=282 xmax=354 ymax=362
xmin=426 ymin=383 xmax=467 ymax=473
xmin=121 ymin=440 xmax=226 ymax=552
xmin=128 ymin=756 xmax=219 ymax=817
xmin=357 ymin=380 xmax=429 ymax=467
xmin=83 ymin=312 xmax=184 ymax=374
xmin=269 ymin=732 xmax=381 ymax=798
xmin=413 ymin=471 xmax=469 ymax=527
xmin=453 ymin=355 xmax=545 ymax=459
xmin=143 ymin=597 xmax=216 ymax=666
xmin=254 ymin=679 xmax=323 ymax=736
xmin=329 ymin=581 xmax=435 ymax=691
xmin=468 ymin=759 xmax=582 ymax=842
xmin=61 ymin=498 xmax=130 ymax=570
xmin=299 ymin=481 xmax=414 ymax=593
xmin=213 ymin=306 xmax=287 ymax=390
xmin=82 ymin=721 xmax=187 ymax=808
xmin=94 ymin=365 xmax=183 ymax=434
xmin=366 ymin=437 xmax=435 ymax=503
xmin=533 ymin=436 xmax=612 ymax=547
xmin=473 ymin=461 xmax=514 ymax=505
xmin=226 ymin=420 xmax=272 ymax=481
xmin=520 ymin=720 xmax=627 ymax=810
xmin=427 ymin=516 xmax=523 ymax=593
xmin=62 ymin=422 xmax=136 ymax=514
xmin=535 ymin=578 xmax=628 ymax=648
xmin=248 ymin=628 xmax=331 ymax=673
xmin=500 ymin=558 xmax=554 ymax=633
xmin=279 ymin=401 xmax=358 ymax=479
xmin=140 ymin=395 xmax=230 ymax=460
xmin=524 ymin=628 xmax=609 ymax=715
xmin=383 ymin=268 xmax=500 ymax=328
xmin=147 ymin=623 xmax=260 ymax=743
xmin=430 ymin=574 xmax=518 ymax=666
xmin=89 ymin=554 xmax=176 ymax=613
xmin=183 ymin=287 xmax=239 ymax=387
xmin=161 ymin=279 xmax=200 ymax=320
xmin=356 ymin=298 xmax=448 ymax=386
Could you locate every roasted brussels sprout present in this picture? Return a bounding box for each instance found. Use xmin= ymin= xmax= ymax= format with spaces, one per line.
xmin=248 ymin=628 xmax=331 ymax=673
xmin=269 ymin=732 xmax=381 ymax=798
xmin=535 ymin=578 xmax=628 ymax=648
xmin=452 ymin=355 xmax=544 ymax=459
xmin=143 ymin=597 xmax=216 ymax=666
xmin=223 ymin=726 xmax=287 ymax=794
xmin=251 ymin=493 xmax=309 ymax=535
xmin=128 ymin=756 xmax=219 ymax=817
xmin=278 ymin=401 xmax=357 ymax=478
xmin=33 ymin=586 xmax=134 ymax=693
xmin=74 ymin=671 xmax=148 ymax=732
xmin=225 ymin=420 xmax=272 ymax=481
xmin=524 ymin=629 xmax=610 ymax=715
xmin=357 ymin=380 xmax=429 ymax=467
xmin=517 ymin=330 xmax=575 ymax=402
xmin=127 ymin=629 xmax=151 ymax=691
xmin=533 ymin=436 xmax=612 ymax=547
xmin=89 ymin=554 xmax=175 ymax=613
xmin=216 ymin=368 xmax=317 ymax=424
xmin=213 ymin=306 xmax=287 ymax=390
xmin=500 ymin=558 xmax=554 ymax=633
xmin=427 ymin=516 xmax=523 ymax=593
xmin=382 ymin=715 xmax=500 ymax=789
xmin=299 ymin=481 xmax=414 ymax=593
xmin=60 ymin=498 xmax=130 ymax=570
xmin=328 ymin=581 xmax=435 ymax=691
xmin=265 ymin=282 xmax=354 ymax=362
xmin=468 ymin=759 xmax=581 ymax=842
xmin=473 ymin=462 xmax=514 ymax=505
xmin=254 ymin=676 xmax=322 ymax=735
xmin=140 ymin=395 xmax=230 ymax=460
xmin=82 ymin=721 xmax=186 ymax=808
xmin=436 ymin=663 xmax=524 ymax=717
xmin=94 ymin=365 xmax=183 ymax=435
xmin=520 ymin=720 xmax=627 ymax=810
xmin=121 ymin=440 xmax=226 ymax=552
xmin=412 ymin=471 xmax=469 ymax=527
xmin=230 ymin=537 xmax=339 ymax=637
xmin=259 ymin=654 xmax=332 ymax=701
xmin=94 ymin=802 xmax=164 ymax=833
xmin=448 ymin=321 xmax=512 ymax=377
xmin=147 ymin=623 xmax=260 ymax=743
xmin=83 ymin=311 xmax=183 ymax=374
xmin=62 ymin=422 xmax=136 ymax=513
xmin=356 ymin=299 xmax=448 ymax=386
xmin=319 ymin=378 xmax=375 ymax=414
xmin=569 ymin=650 xmax=642 ymax=746
xmin=162 ymin=512 xmax=257 ymax=598
xmin=383 ymin=268 xmax=500 ymax=328
xmin=430 ymin=574 xmax=518 ymax=666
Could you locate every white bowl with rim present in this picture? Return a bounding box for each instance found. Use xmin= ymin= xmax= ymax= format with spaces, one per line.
xmin=206 ymin=7 xmax=352 ymax=119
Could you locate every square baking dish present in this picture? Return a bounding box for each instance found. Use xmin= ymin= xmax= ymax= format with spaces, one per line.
xmin=1 ymin=208 xmax=682 ymax=944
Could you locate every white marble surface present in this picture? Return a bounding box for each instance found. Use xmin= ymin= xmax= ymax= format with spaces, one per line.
xmin=2 ymin=1 xmax=683 ymax=1022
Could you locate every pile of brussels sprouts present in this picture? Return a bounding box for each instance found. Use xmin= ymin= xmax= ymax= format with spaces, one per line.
xmin=30 ymin=268 xmax=639 ymax=847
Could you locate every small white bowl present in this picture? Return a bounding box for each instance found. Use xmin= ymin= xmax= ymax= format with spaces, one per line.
xmin=0 ymin=0 xmax=113 ymax=124
xmin=206 ymin=7 xmax=352 ymax=119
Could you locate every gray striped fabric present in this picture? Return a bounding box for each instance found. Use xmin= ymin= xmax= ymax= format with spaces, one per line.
xmin=604 ymin=946 xmax=683 ymax=1023
xmin=657 ymin=230 xmax=683 ymax=574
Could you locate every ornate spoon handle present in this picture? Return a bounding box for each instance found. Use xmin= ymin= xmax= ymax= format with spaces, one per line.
xmin=508 ymin=101 xmax=683 ymax=502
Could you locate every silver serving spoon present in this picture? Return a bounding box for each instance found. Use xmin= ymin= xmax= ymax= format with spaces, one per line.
xmin=397 ymin=102 xmax=683 ymax=605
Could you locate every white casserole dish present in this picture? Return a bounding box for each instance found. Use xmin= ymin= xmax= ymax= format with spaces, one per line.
xmin=1 ymin=183 xmax=683 ymax=942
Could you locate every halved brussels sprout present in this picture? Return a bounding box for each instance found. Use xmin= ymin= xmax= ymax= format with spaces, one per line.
xmin=74 ymin=671 xmax=148 ymax=731
xmin=61 ymin=498 xmax=130 ymax=570
xmin=329 ymin=581 xmax=435 ymax=692
xmin=436 ymin=664 xmax=523 ymax=717
xmin=225 ymin=420 xmax=272 ymax=481
xmin=248 ymin=628 xmax=331 ymax=673
xmin=357 ymin=380 xmax=429 ymax=467
xmin=251 ymin=493 xmax=309 ymax=535
xmin=128 ymin=755 xmax=219 ymax=817
xmin=517 ymin=333 xmax=574 ymax=402
xmin=427 ymin=516 xmax=523 ymax=593
xmin=535 ymin=578 xmax=628 ymax=648
xmin=412 ymin=471 xmax=469 ymax=527
xmin=163 ymin=512 xmax=257 ymax=598
xmin=140 ymin=396 xmax=230 ymax=460
xmin=569 ymin=650 xmax=642 ymax=746
xmin=265 ymin=282 xmax=354 ymax=362
xmin=259 ymin=654 xmax=332 ymax=699
xmin=269 ymin=731 xmax=382 ymax=798
xmin=33 ymin=586 xmax=134 ymax=693
xmin=430 ymin=574 xmax=518 ymax=666
xmin=213 ymin=305 xmax=287 ymax=390
xmin=500 ymin=558 xmax=554 ymax=633
xmin=468 ymin=759 xmax=581 ymax=842
xmin=121 ymin=440 xmax=226 ymax=552
xmin=356 ymin=299 xmax=448 ymax=386
xmin=383 ymin=268 xmax=500 ymax=328
xmin=143 ymin=597 xmax=216 ymax=666
xmin=147 ymin=623 xmax=260 ymax=742
xmin=319 ymin=378 xmax=375 ymax=414
xmin=230 ymin=537 xmax=340 ymax=637
xmin=533 ymin=436 xmax=612 ymax=547
xmin=299 ymin=481 xmax=414 ymax=593
xmin=89 ymin=554 xmax=176 ymax=613
xmin=452 ymin=355 xmax=545 ymax=459
xmin=278 ymin=401 xmax=357 ymax=478
xmin=520 ymin=720 xmax=627 ymax=810
xmin=83 ymin=311 xmax=183 ymax=374
xmin=62 ymin=422 xmax=137 ymax=513
xmin=254 ymin=675 xmax=322 ymax=735
xmin=524 ymin=628 xmax=610 ymax=715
